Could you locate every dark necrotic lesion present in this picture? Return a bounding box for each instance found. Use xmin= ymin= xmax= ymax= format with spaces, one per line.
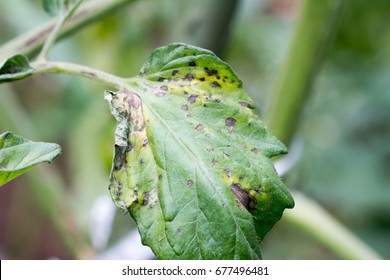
xmin=204 ymin=67 xmax=218 ymax=76
xmin=230 ymin=183 xmax=257 ymax=211
xmin=225 ymin=117 xmax=236 ymax=127
xmin=113 ymin=145 xmax=128 ymax=170
xmin=184 ymin=73 xmax=195 ymax=81
xmin=210 ymin=81 xmax=220 ymax=88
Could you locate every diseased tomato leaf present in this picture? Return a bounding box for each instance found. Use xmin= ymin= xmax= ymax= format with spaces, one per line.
xmin=106 ymin=43 xmax=294 ymax=259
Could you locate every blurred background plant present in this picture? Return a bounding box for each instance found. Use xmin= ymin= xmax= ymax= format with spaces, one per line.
xmin=0 ymin=0 xmax=389 ymax=259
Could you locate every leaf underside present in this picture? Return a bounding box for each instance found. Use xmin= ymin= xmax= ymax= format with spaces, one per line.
xmin=0 ymin=54 xmax=34 ymax=84
xmin=106 ymin=43 xmax=294 ymax=260
xmin=0 ymin=132 xmax=62 ymax=186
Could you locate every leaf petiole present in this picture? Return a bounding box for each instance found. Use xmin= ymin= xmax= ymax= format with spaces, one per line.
xmin=32 ymin=60 xmax=129 ymax=90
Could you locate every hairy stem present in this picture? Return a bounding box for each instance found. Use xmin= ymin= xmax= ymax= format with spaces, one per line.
xmin=32 ymin=61 xmax=129 ymax=90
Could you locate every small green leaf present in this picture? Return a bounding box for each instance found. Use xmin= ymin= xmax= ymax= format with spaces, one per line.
xmin=0 ymin=132 xmax=61 ymax=186
xmin=106 ymin=43 xmax=294 ymax=259
xmin=42 ymin=0 xmax=82 ymax=16
xmin=42 ymin=0 xmax=65 ymax=16
xmin=0 ymin=55 xmax=34 ymax=84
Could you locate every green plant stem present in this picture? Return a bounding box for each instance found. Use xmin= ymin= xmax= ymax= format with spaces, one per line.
xmin=266 ymin=0 xmax=382 ymax=259
xmin=36 ymin=12 xmax=68 ymax=63
xmin=284 ymin=192 xmax=382 ymax=259
xmin=266 ymin=0 xmax=347 ymax=145
xmin=32 ymin=61 xmax=129 ymax=90
xmin=37 ymin=1 xmax=84 ymax=63
xmin=0 ymin=0 xmax=135 ymax=64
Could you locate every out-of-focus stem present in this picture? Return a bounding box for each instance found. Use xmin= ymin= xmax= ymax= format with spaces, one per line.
xmin=266 ymin=0 xmax=347 ymax=146
xmin=284 ymin=192 xmax=382 ymax=259
xmin=0 ymin=87 xmax=94 ymax=259
xmin=0 ymin=0 xmax=135 ymax=64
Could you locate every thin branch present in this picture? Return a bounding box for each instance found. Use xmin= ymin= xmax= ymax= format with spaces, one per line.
xmin=283 ymin=192 xmax=382 ymax=259
xmin=37 ymin=0 xmax=85 ymax=62
xmin=32 ymin=60 xmax=129 ymax=90
xmin=0 ymin=0 xmax=135 ymax=64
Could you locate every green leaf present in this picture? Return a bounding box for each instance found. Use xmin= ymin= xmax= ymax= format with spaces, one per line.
xmin=0 ymin=55 xmax=34 ymax=84
xmin=42 ymin=0 xmax=65 ymax=16
xmin=0 ymin=132 xmax=61 ymax=186
xmin=42 ymin=0 xmax=82 ymax=16
xmin=106 ymin=43 xmax=294 ymax=259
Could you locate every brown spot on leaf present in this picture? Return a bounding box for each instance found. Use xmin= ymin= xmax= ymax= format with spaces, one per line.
xmin=187 ymin=95 xmax=197 ymax=104
xmin=212 ymin=158 xmax=218 ymax=166
xmin=181 ymin=104 xmax=189 ymax=111
xmin=240 ymin=102 xmax=250 ymax=108
xmin=113 ymin=145 xmax=127 ymax=170
xmin=204 ymin=67 xmax=218 ymax=76
xmin=172 ymin=70 xmax=179 ymax=76
xmin=126 ymin=143 xmax=134 ymax=152
xmin=251 ymin=148 xmax=259 ymax=154
xmin=195 ymin=124 xmax=204 ymax=131
xmin=224 ymin=168 xmax=231 ymax=178
xmin=155 ymin=91 xmax=165 ymax=97
xmin=230 ymin=183 xmax=257 ymax=211
xmin=160 ymin=85 xmax=168 ymax=91
xmin=223 ymin=152 xmax=230 ymax=159
xmin=157 ymin=77 xmax=165 ymax=82
xmin=210 ymin=81 xmax=221 ymax=88
xmin=141 ymin=193 xmax=149 ymax=206
xmin=142 ymin=138 xmax=149 ymax=147
xmin=187 ymin=180 xmax=193 ymax=187
xmin=184 ymin=73 xmax=195 ymax=81
xmin=225 ymin=117 xmax=236 ymax=127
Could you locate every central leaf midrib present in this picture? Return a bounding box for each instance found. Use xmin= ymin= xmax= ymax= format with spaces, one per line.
xmin=141 ymin=98 xmax=259 ymax=258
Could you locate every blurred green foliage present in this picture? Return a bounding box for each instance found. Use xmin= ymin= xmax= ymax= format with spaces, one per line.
xmin=0 ymin=0 xmax=389 ymax=259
